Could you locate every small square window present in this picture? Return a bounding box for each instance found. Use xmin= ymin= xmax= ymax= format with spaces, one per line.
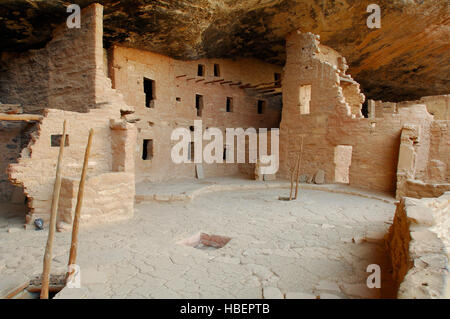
xmin=51 ymin=134 xmax=69 ymax=147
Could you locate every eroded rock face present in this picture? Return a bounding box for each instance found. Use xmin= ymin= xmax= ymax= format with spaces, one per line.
xmin=0 ymin=0 xmax=448 ymax=101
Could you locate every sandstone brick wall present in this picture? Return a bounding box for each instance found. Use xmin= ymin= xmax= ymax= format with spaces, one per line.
xmin=0 ymin=122 xmax=34 ymax=201
xmin=7 ymin=4 xmax=137 ymax=225
xmin=0 ymin=50 xmax=49 ymax=113
xmin=398 ymin=95 xmax=449 ymax=121
xmin=427 ymin=120 xmax=449 ymax=183
xmin=109 ymin=46 xmax=283 ymax=182
xmin=385 ymin=193 xmax=450 ymax=298
xmin=396 ymin=118 xmax=449 ymax=199
xmin=341 ymin=81 xmax=364 ymax=118
xmin=279 ymin=31 xmax=440 ymax=195
xmin=58 ymin=172 xmax=134 ymax=225
xmin=0 ymin=4 xmax=102 ymax=113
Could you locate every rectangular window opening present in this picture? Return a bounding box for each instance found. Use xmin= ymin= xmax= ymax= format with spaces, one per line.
xmin=197 ymin=64 xmax=205 ymax=77
xmin=51 ymin=134 xmax=69 ymax=147
xmin=257 ymin=100 xmax=266 ymax=114
xmin=299 ymin=84 xmax=311 ymax=115
xmin=195 ymin=94 xmax=203 ymax=117
xmin=226 ymin=97 xmax=233 ymax=112
xmin=142 ymin=139 xmax=154 ymax=160
xmin=144 ymin=78 xmax=155 ymax=108
xmin=214 ymin=64 xmax=220 ymax=77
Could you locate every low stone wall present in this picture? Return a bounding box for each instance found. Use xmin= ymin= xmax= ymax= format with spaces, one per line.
xmin=386 ymin=192 xmax=449 ymax=298
xmin=59 ymin=172 xmax=134 ymax=225
xmin=398 ymin=179 xmax=450 ymax=200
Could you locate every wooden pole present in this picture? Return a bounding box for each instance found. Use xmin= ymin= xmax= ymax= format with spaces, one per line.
xmin=0 ymin=113 xmax=42 ymax=122
xmin=66 ymin=129 xmax=94 ymax=283
xmin=289 ymin=147 xmax=301 ymax=200
xmin=40 ymin=120 xmax=67 ymax=299
xmin=294 ymin=136 xmax=305 ymax=200
xmin=288 ymin=165 xmax=295 ymax=200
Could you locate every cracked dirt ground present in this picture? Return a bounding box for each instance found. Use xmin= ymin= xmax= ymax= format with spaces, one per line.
xmin=0 ymin=188 xmax=396 ymax=299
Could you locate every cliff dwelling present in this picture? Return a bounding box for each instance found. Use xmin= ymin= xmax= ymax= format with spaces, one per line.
xmin=0 ymin=2 xmax=449 ymax=301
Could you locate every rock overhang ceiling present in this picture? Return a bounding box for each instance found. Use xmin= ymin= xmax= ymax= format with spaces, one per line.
xmin=0 ymin=0 xmax=449 ymax=102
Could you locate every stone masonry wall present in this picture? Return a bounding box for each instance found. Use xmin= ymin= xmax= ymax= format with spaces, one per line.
xmin=279 ymin=31 xmax=439 ymax=194
xmin=7 ymin=4 xmax=137 ymax=225
xmin=58 ymin=172 xmax=134 ymax=225
xmin=0 ymin=121 xmax=34 ymax=201
xmin=109 ymin=46 xmax=283 ymax=182
xmin=0 ymin=5 xmax=103 ymax=113
xmin=0 ymin=49 xmax=49 ymax=113
xmin=0 ymin=4 xmax=114 ymax=203
xmin=398 ymin=95 xmax=449 ymax=121
xmin=385 ymin=193 xmax=449 ymax=298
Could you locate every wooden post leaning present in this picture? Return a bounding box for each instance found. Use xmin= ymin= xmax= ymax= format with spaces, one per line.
xmin=66 ymin=129 xmax=94 ymax=284
xmin=40 ymin=120 xmax=67 ymax=299
xmin=289 ymin=149 xmax=301 ymax=200
xmin=294 ymin=135 xmax=305 ymax=200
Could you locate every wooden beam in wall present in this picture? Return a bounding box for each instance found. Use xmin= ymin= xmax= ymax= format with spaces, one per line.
xmin=186 ymin=77 xmax=196 ymax=81
xmin=257 ymin=89 xmax=276 ymax=94
xmin=204 ymin=79 xmax=224 ymax=84
xmin=260 ymin=92 xmax=282 ymax=98
xmin=195 ymin=78 xmax=205 ymax=83
xmin=0 ymin=113 xmax=43 ymax=122
xmin=245 ymin=81 xmax=278 ymax=89
xmin=176 ymin=74 xmax=187 ymax=78
xmin=256 ymin=85 xmax=279 ymax=91
xmin=229 ymin=81 xmax=242 ymax=86
xmin=219 ymin=81 xmax=232 ymax=85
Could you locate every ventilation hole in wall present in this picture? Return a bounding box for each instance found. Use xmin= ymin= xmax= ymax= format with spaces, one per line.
xmin=214 ymin=64 xmax=220 ymax=77
xmin=226 ymin=97 xmax=233 ymax=112
xmin=144 ymin=77 xmax=155 ymax=108
xmin=197 ymin=64 xmax=205 ymax=77
xmin=195 ymin=94 xmax=203 ymax=117
xmin=51 ymin=134 xmax=69 ymax=147
xmin=189 ymin=126 xmax=194 ymax=132
xmin=176 ymin=97 xmax=181 ymax=102
xmin=142 ymin=139 xmax=153 ymax=160
xmin=148 ymin=121 xmax=154 ymax=127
